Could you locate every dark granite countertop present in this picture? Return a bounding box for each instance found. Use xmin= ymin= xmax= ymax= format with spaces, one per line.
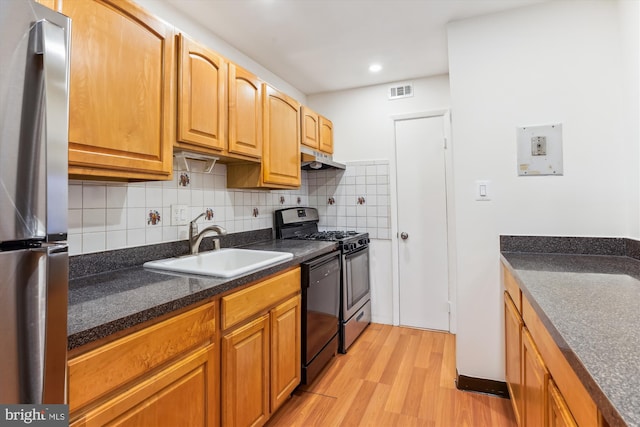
xmin=501 ymin=249 xmax=640 ymax=427
xmin=68 ymin=239 xmax=338 ymax=350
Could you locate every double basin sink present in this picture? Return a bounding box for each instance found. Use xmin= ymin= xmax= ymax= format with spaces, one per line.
xmin=144 ymin=248 xmax=293 ymax=278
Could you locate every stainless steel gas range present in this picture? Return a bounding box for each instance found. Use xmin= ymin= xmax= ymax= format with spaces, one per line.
xmin=275 ymin=207 xmax=371 ymax=364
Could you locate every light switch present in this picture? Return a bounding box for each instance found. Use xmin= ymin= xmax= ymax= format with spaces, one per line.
xmin=475 ymin=180 xmax=491 ymax=201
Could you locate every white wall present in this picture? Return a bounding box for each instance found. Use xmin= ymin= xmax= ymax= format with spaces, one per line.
xmin=308 ymin=75 xmax=452 ymax=325
xmin=135 ymin=0 xmax=306 ymax=103
xmin=618 ymin=0 xmax=640 ymax=238
xmin=447 ymin=0 xmax=638 ymax=381
xmin=308 ymin=76 xmax=451 ymax=162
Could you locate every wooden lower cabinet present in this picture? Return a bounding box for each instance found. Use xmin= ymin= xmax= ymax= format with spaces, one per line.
xmin=68 ymin=301 xmax=218 ymax=427
xmin=221 ymin=270 xmax=301 ymax=427
xmin=70 ymin=345 xmax=217 ymax=427
xmin=68 ymin=269 xmax=301 ymax=427
xmin=548 ymin=378 xmax=578 ymax=427
xmin=505 ymin=293 xmax=523 ymax=426
xmin=270 ymin=295 xmax=302 ymax=412
xmin=522 ymin=328 xmax=549 ymax=427
xmin=503 ymin=265 xmax=603 ymax=427
xmin=222 ymin=315 xmax=271 ymax=427
xmin=221 ymin=294 xmax=301 ymax=427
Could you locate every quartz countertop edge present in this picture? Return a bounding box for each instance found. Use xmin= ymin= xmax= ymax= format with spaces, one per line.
xmin=68 ymin=240 xmax=338 ymax=350
xmin=500 ymin=252 xmax=639 ymax=427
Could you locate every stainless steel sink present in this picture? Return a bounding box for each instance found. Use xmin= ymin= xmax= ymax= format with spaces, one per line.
xmin=143 ymin=248 xmax=293 ymax=278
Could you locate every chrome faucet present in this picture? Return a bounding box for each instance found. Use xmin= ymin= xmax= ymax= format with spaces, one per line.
xmin=189 ymin=213 xmax=227 ymax=255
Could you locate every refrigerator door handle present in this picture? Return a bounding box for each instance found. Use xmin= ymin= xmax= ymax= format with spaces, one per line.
xmin=28 ymin=244 xmax=68 ymax=404
xmin=34 ymin=19 xmax=69 ymax=242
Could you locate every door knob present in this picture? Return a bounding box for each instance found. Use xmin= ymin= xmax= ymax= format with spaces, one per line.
xmin=400 ymin=232 xmax=409 ymax=240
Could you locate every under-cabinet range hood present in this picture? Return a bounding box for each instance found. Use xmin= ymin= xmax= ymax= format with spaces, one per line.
xmin=300 ymin=146 xmax=346 ymax=170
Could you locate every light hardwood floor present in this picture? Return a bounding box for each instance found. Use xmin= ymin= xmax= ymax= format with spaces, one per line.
xmin=266 ymin=323 xmax=517 ymax=427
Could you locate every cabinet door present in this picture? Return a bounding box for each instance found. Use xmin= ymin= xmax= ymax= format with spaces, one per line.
xmin=177 ymin=34 xmax=226 ymax=152
xmin=35 ymin=0 xmax=58 ymax=10
xmin=222 ymin=315 xmax=270 ymax=427
xmin=505 ymin=292 xmax=523 ymax=426
xmin=301 ymin=107 xmax=320 ymax=150
xmin=523 ymin=328 xmax=549 ymax=427
xmin=61 ymin=0 xmax=175 ymax=180
xmin=270 ymin=294 xmax=301 ymax=412
xmin=548 ymin=378 xmax=578 ymax=427
xmin=228 ymin=63 xmax=262 ymax=159
xmin=319 ymin=116 xmax=333 ymax=154
xmin=70 ymin=345 xmax=217 ymax=427
xmin=262 ymin=84 xmax=300 ymax=187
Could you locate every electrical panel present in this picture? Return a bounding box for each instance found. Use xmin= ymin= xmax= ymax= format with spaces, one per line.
xmin=516 ymin=124 xmax=563 ymax=176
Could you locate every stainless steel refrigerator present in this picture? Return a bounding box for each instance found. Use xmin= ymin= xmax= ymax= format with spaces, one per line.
xmin=0 ymin=0 xmax=71 ymax=404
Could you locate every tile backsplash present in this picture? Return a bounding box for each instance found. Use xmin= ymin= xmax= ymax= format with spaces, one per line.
xmin=68 ymin=160 xmax=391 ymax=255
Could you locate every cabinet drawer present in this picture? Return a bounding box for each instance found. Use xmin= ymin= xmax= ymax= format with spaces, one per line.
xmin=70 ymin=344 xmax=216 ymax=427
xmin=502 ymin=265 xmax=521 ymax=313
xmin=222 ymin=267 xmax=300 ymax=330
xmin=522 ymin=295 xmax=598 ymax=427
xmin=68 ymin=302 xmax=216 ymax=412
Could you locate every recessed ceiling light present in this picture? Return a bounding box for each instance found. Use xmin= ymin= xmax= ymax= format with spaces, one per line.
xmin=369 ymin=64 xmax=382 ymax=73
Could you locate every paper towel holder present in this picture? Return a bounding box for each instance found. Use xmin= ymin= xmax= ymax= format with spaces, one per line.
xmin=174 ymin=150 xmax=219 ymax=174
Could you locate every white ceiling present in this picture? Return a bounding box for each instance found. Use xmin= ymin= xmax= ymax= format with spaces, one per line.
xmin=168 ymin=0 xmax=547 ymax=95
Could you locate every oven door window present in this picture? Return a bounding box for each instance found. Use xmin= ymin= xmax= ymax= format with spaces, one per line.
xmin=344 ymin=247 xmax=370 ymax=311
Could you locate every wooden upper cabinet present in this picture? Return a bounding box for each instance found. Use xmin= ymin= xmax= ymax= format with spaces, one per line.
xmin=319 ymin=116 xmax=334 ymax=154
xmin=262 ymin=84 xmax=300 ymax=187
xmin=176 ymin=34 xmax=226 ymax=152
xmin=301 ymin=107 xmax=320 ymax=150
xmin=61 ymin=0 xmax=175 ymax=180
xmin=228 ymin=63 xmax=262 ymax=159
xmin=301 ymin=107 xmax=333 ymax=155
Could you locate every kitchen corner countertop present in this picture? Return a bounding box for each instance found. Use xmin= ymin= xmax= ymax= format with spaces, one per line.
xmin=501 ymin=251 xmax=640 ymax=427
xmin=68 ymin=239 xmax=337 ymax=350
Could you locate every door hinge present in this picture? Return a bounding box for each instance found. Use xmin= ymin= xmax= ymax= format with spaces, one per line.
xmin=443 ymin=137 xmax=447 ymax=149
xmin=447 ymin=301 xmax=452 ymax=313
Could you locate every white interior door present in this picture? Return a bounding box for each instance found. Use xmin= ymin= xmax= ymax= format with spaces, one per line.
xmin=395 ymin=115 xmax=450 ymax=331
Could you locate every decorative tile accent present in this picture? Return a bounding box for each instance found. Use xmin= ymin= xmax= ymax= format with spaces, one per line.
xmin=147 ymin=210 xmax=161 ymax=226
xmin=205 ymin=208 xmax=214 ymax=221
xmin=178 ymin=172 xmax=190 ymax=187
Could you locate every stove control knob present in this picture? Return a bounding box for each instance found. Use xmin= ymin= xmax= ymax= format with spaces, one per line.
xmin=350 ymin=243 xmax=357 ymax=251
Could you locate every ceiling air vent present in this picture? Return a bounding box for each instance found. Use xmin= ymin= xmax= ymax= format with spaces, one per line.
xmin=388 ymin=83 xmax=413 ymax=100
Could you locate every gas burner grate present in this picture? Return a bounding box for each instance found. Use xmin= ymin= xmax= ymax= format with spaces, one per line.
xmin=295 ymin=230 xmax=359 ymax=241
